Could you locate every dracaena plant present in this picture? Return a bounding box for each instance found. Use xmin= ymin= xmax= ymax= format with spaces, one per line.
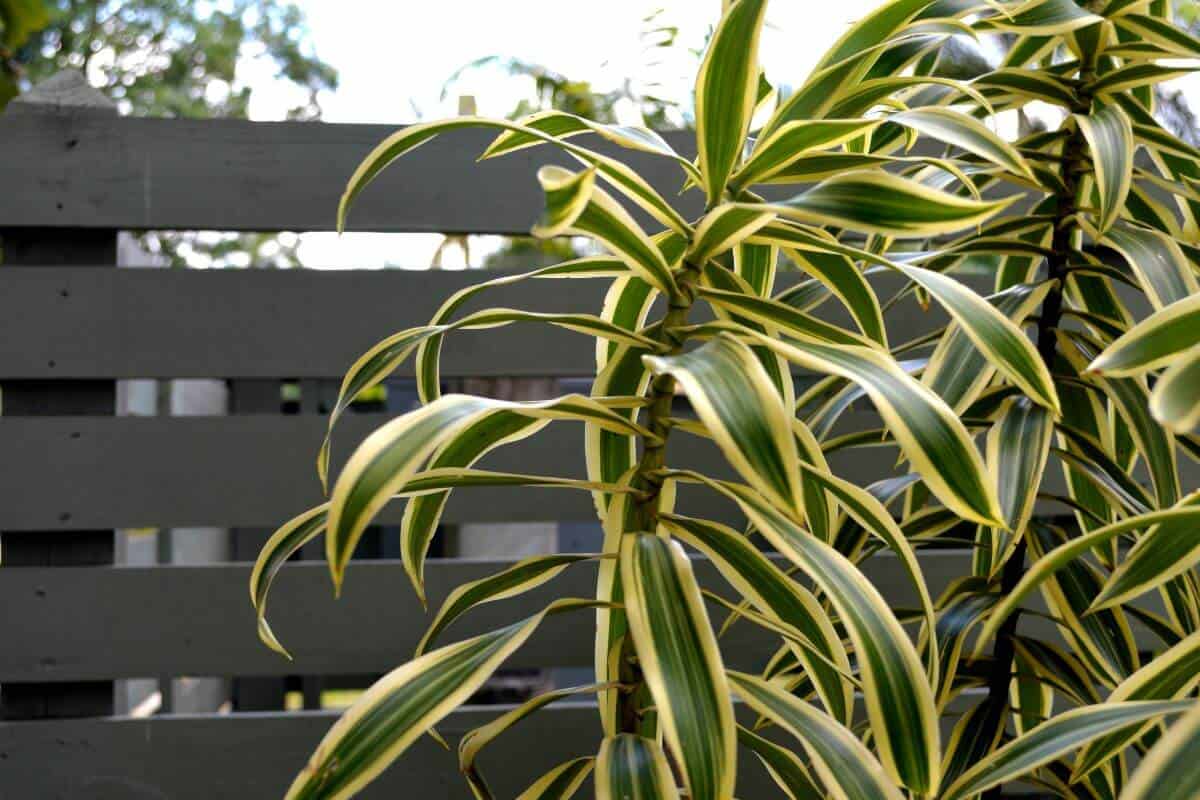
xmin=248 ymin=1 xmax=1200 ymax=798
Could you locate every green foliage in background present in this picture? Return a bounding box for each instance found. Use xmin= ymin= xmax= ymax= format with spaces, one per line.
xmin=252 ymin=1 xmax=1200 ymax=798
xmin=0 ymin=0 xmax=336 ymax=267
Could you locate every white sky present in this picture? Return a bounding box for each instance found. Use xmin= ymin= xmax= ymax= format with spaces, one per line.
xmin=231 ymin=0 xmax=882 ymax=269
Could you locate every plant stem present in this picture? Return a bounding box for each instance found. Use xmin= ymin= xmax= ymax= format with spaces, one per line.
xmin=616 ymin=258 xmax=704 ymax=733
xmin=979 ymin=65 xmax=1093 ymax=800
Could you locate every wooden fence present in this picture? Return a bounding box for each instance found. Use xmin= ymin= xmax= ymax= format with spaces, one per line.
xmin=0 ymin=74 xmax=1185 ymax=798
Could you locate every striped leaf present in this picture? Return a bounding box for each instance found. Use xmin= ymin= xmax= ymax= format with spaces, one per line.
xmin=688 ymin=204 xmax=776 ymax=265
xmin=940 ymin=701 xmax=1194 ymax=800
xmin=694 ymin=0 xmax=768 ymax=202
xmin=1116 ymin=13 xmax=1200 ymax=58
xmin=1073 ymin=630 xmax=1200 ymax=781
xmin=697 ymin=283 xmax=878 ymax=348
xmin=317 ymin=307 xmax=661 ymax=490
xmin=1092 ymin=490 xmax=1200 ymax=611
xmin=924 ymin=282 xmax=1055 ymax=413
xmin=620 ymin=534 xmax=736 ymax=800
xmin=983 ymin=0 xmax=1105 ymax=34
xmin=737 ymin=725 xmax=823 ymax=800
xmin=973 ymin=68 xmax=1077 ymax=107
xmin=734 ymin=119 xmax=882 ymax=188
xmin=733 ymin=328 xmax=1003 ymax=526
xmin=250 ymin=503 xmax=330 ymax=658
xmin=940 ymin=698 xmax=1005 ymax=790
xmin=787 ymin=248 xmax=887 ymax=347
xmin=974 ymin=505 xmax=1200 ymax=652
xmin=888 ymin=265 xmax=1059 ymax=413
xmin=1076 ymin=103 xmax=1134 ymax=234
xmin=416 ymin=257 xmax=631 ymax=403
xmin=1088 ymin=292 xmax=1200 ymax=375
xmin=1091 ymin=62 xmax=1200 ymax=97
xmin=336 ymin=116 xmax=689 ymax=236
xmin=693 ymin=478 xmax=939 ymax=795
xmin=329 ymin=393 xmax=652 ymax=592
xmin=1153 ymin=345 xmax=1200 ymax=432
xmin=1028 ymin=523 xmax=1140 ymax=686
xmin=645 ymin=335 xmax=805 ymax=518
xmin=794 ymin=461 xmax=939 ymax=685
xmin=728 ymin=671 xmax=906 ymax=800
xmin=747 ymin=221 xmax=1058 ymax=412
xmin=984 ymin=397 xmax=1054 ymax=573
xmin=515 ymin=757 xmax=595 ymax=800
xmin=533 ymin=165 xmax=678 ymax=296
xmin=459 ymin=683 xmax=614 ymax=799
xmin=596 ymin=734 xmax=680 ymax=800
xmin=888 ymin=107 xmax=1033 ymax=178
xmin=660 ymin=514 xmax=853 ymax=724
xmin=251 ymin=469 xmax=611 ymax=657
xmin=415 ymin=554 xmax=601 ymax=656
xmin=483 ymin=108 xmax=700 ymax=186
xmin=770 ymin=171 xmax=1016 ymax=238
xmin=284 ymin=598 xmax=604 ymax=800
xmin=1121 ymin=702 xmax=1200 ymax=800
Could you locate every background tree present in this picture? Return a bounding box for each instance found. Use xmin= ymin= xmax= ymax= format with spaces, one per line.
xmin=1 ymin=0 xmax=337 ymax=267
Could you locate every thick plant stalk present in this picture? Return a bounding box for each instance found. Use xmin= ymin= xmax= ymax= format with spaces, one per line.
xmin=979 ymin=58 xmax=1095 ymax=800
xmin=618 ymin=257 xmax=704 ymax=733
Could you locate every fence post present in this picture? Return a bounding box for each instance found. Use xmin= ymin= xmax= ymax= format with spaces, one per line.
xmin=0 ymin=71 xmax=119 ymax=720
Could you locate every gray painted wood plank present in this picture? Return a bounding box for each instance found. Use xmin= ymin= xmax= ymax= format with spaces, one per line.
xmin=0 ymin=553 xmax=966 ymax=682
xmin=0 ymin=412 xmax=894 ymax=531
xmin=0 ymin=704 xmax=801 ymax=799
xmin=0 ymin=267 xmax=944 ymax=379
xmin=0 ymin=267 xmax=605 ymax=379
xmin=0 ymin=115 xmax=704 ymax=233
xmin=1 ymin=407 xmax=1186 ymax=532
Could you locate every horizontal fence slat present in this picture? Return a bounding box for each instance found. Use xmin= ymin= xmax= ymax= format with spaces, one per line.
xmin=0 ymin=267 xmax=949 ymax=379
xmin=0 ymin=553 xmax=966 ymax=682
xmin=1 ymin=410 xmax=1184 ymax=532
xmin=0 ymin=694 xmax=1029 ymax=799
xmin=0 ymin=412 xmax=892 ymax=531
xmin=0 ymin=267 xmax=603 ymax=379
xmin=0 ymin=116 xmax=706 ymax=233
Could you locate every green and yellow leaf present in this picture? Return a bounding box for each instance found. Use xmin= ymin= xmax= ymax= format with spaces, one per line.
xmin=620 ymin=534 xmax=736 ymax=800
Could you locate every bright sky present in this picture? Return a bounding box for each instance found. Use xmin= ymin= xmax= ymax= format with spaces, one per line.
xmin=233 ymin=0 xmax=881 ymax=269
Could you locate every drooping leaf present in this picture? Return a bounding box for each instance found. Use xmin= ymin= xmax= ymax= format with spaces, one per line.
xmin=737 ymin=725 xmax=823 ymax=800
xmin=1087 ymin=293 xmax=1200 ymax=375
xmin=595 ymin=734 xmax=680 ymax=800
xmin=533 ymin=165 xmax=678 ymax=296
xmin=769 ymin=171 xmax=1016 ymax=238
xmin=661 ymin=514 xmax=853 ymax=724
xmin=728 ymin=671 xmax=906 ymax=800
xmin=1120 ymin=702 xmax=1200 ymax=800
xmin=621 ymin=534 xmax=736 ymax=800
xmin=458 ymin=683 xmax=613 ymax=799
xmin=682 ymin=477 xmax=940 ymax=795
xmin=1076 ymin=103 xmax=1135 ymax=234
xmin=515 ymin=757 xmax=595 ymax=800
xmin=940 ymin=701 xmax=1194 ymax=800
xmin=415 ymin=554 xmax=602 ymax=656
xmin=284 ymin=598 xmax=604 ymax=800
xmin=1092 ymin=491 xmax=1200 ymax=611
xmin=974 ymin=505 xmax=1200 ymax=652
xmin=645 ymin=335 xmax=805 ymax=518
xmin=725 ymin=327 xmax=1003 ymax=526
xmin=1072 ymin=629 xmax=1200 ymax=781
